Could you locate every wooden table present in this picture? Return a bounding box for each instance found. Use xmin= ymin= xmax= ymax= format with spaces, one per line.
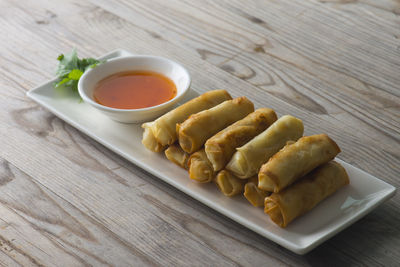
xmin=1 ymin=0 xmax=399 ymax=265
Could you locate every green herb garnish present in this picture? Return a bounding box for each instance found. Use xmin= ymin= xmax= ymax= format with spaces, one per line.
xmin=54 ymin=48 xmax=104 ymax=91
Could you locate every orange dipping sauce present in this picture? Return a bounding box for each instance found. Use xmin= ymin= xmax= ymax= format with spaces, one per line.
xmin=93 ymin=71 xmax=177 ymax=109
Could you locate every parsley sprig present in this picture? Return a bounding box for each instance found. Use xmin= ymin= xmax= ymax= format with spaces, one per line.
xmin=54 ymin=49 xmax=104 ymax=91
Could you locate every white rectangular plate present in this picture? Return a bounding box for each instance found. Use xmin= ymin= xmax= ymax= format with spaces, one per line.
xmin=27 ymin=49 xmax=396 ymax=254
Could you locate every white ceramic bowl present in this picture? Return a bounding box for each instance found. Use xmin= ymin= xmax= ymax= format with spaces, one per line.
xmin=78 ymin=55 xmax=191 ymax=123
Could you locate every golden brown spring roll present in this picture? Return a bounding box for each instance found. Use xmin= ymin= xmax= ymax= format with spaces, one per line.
xmin=244 ymin=177 xmax=270 ymax=207
xmin=264 ymin=161 xmax=349 ymax=227
xmin=259 ymin=134 xmax=341 ymax=193
xmin=142 ymin=90 xmax=232 ymax=152
xmin=226 ymin=115 xmax=304 ymax=179
xmin=205 ymin=108 xmax=277 ymax=171
xmin=165 ymin=144 xmax=190 ymax=169
xmin=178 ymin=97 xmax=254 ymax=153
xmin=214 ymin=170 xmax=247 ymax=197
xmin=188 ymin=149 xmax=215 ymax=183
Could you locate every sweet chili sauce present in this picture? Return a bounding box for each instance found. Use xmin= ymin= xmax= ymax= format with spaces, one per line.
xmin=93 ymin=70 xmax=177 ymax=109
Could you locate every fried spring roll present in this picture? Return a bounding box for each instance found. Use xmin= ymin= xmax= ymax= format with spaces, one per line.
xmin=178 ymin=97 xmax=254 ymax=153
xmin=226 ymin=115 xmax=304 ymax=179
xmin=244 ymin=177 xmax=270 ymax=207
xmin=205 ymin=108 xmax=277 ymax=171
xmin=264 ymin=161 xmax=349 ymax=227
xmin=259 ymin=134 xmax=341 ymax=193
xmin=142 ymin=90 xmax=232 ymax=152
xmin=165 ymin=144 xmax=190 ymax=169
xmin=188 ymin=149 xmax=215 ymax=183
xmin=214 ymin=170 xmax=247 ymax=197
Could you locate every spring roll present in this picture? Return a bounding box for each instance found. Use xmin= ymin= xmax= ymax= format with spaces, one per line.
xmin=244 ymin=177 xmax=270 ymax=207
xmin=214 ymin=170 xmax=247 ymax=197
xmin=226 ymin=115 xmax=304 ymax=179
xmin=178 ymin=97 xmax=254 ymax=153
xmin=188 ymin=149 xmax=215 ymax=183
xmin=205 ymin=108 xmax=277 ymax=171
xmin=259 ymin=134 xmax=341 ymax=193
xmin=142 ymin=89 xmax=232 ymax=152
xmin=264 ymin=161 xmax=349 ymax=227
xmin=165 ymin=144 xmax=190 ymax=169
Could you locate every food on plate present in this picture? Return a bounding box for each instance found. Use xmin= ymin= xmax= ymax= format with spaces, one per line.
xmin=178 ymin=97 xmax=254 ymax=153
xmin=244 ymin=177 xmax=270 ymax=207
xmin=94 ymin=71 xmax=177 ymax=109
xmin=205 ymin=108 xmax=277 ymax=171
xmin=142 ymin=89 xmax=231 ymax=152
xmin=214 ymin=170 xmax=247 ymax=197
xmin=165 ymin=144 xmax=190 ymax=169
xmin=188 ymin=149 xmax=215 ymax=183
xmin=264 ymin=161 xmax=349 ymax=227
xmin=258 ymin=134 xmax=341 ymax=193
xmin=54 ymin=48 xmax=105 ymax=92
xmin=226 ymin=115 xmax=304 ymax=179
xmin=141 ymin=89 xmax=347 ymax=228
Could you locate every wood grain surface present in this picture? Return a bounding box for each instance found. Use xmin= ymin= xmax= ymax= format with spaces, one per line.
xmin=0 ymin=0 xmax=399 ymax=265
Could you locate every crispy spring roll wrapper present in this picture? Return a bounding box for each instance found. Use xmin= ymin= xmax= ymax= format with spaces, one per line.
xmin=165 ymin=144 xmax=191 ymax=170
xmin=178 ymin=97 xmax=254 ymax=153
xmin=259 ymin=134 xmax=341 ymax=193
xmin=226 ymin=115 xmax=304 ymax=179
xmin=214 ymin=170 xmax=247 ymax=197
xmin=244 ymin=177 xmax=270 ymax=207
xmin=142 ymin=90 xmax=232 ymax=152
xmin=205 ymin=108 xmax=277 ymax=171
xmin=264 ymin=161 xmax=349 ymax=228
xmin=188 ymin=149 xmax=215 ymax=183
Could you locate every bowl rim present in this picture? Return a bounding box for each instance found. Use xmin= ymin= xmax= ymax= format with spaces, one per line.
xmin=78 ymin=55 xmax=191 ymax=112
